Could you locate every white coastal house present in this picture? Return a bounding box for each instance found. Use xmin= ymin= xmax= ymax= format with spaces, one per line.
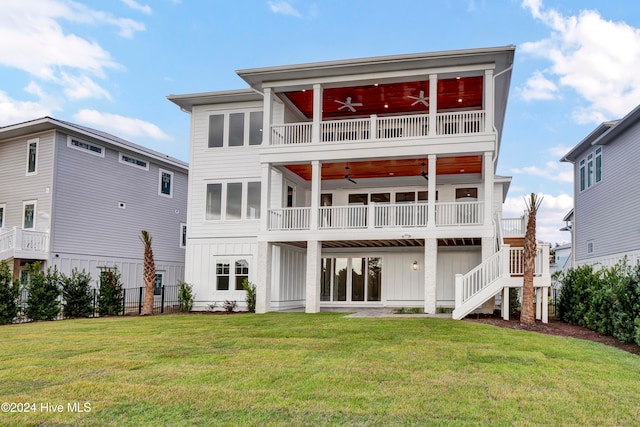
xmin=0 ymin=117 xmax=188 ymax=290
xmin=169 ymin=46 xmax=551 ymax=320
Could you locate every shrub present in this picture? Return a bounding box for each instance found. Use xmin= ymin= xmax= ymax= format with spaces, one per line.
xmin=98 ymin=267 xmax=123 ymax=316
xmin=178 ymin=281 xmax=194 ymax=312
xmin=61 ymin=269 xmax=94 ymax=318
xmin=223 ymin=300 xmax=237 ymax=313
xmin=25 ymin=263 xmax=61 ymax=321
xmin=0 ymin=260 xmax=19 ymax=324
xmin=242 ymin=279 xmax=256 ymax=313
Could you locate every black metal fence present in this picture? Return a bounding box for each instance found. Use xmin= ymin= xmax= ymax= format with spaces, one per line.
xmin=12 ymin=285 xmax=182 ymax=324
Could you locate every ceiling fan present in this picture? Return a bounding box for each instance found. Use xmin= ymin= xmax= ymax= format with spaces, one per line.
xmin=406 ymin=90 xmax=429 ymax=107
xmin=334 ymin=97 xmax=363 ymax=112
xmin=420 ymin=162 xmax=428 ymax=181
xmin=344 ymin=166 xmax=357 ymax=184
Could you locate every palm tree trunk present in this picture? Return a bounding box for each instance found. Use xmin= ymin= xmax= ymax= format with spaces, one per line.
xmin=140 ymin=230 xmax=156 ymax=316
xmin=521 ymin=193 xmax=541 ymax=325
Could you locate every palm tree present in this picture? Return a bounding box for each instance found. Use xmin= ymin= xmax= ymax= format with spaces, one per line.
xmin=140 ymin=230 xmax=156 ymax=316
xmin=521 ymin=193 xmax=543 ymax=325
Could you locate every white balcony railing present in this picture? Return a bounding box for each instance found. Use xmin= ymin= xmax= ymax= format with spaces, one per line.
xmin=508 ymin=247 xmax=546 ymax=276
xmin=0 ymin=227 xmax=49 ymax=259
xmin=501 ymin=214 xmax=528 ymax=237
xmin=268 ymin=207 xmax=311 ymax=230
xmin=270 ymin=111 xmax=486 ymax=145
xmin=267 ymin=201 xmax=482 ymax=231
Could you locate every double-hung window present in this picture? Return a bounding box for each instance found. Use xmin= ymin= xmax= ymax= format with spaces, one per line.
xmin=214 ymin=258 xmax=251 ymax=291
xmin=23 ymin=201 xmax=36 ymax=230
xmin=26 ymin=139 xmax=38 ymax=175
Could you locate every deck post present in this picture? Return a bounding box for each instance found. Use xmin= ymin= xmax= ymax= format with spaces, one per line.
xmin=424 ymin=238 xmax=437 ymax=314
xmin=305 ymin=240 xmax=322 ymax=313
xmin=256 ymin=242 xmax=272 ymax=313
xmin=310 ymin=160 xmax=320 ymax=231
xmin=427 ymin=154 xmax=436 ymax=228
xmin=502 ymin=287 xmax=510 ymax=320
xmin=428 ymin=74 xmax=437 ymax=136
xmin=312 ymin=84 xmax=322 ymax=143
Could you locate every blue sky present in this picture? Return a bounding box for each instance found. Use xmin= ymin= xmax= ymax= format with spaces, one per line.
xmin=2 ymin=0 xmax=639 ymax=245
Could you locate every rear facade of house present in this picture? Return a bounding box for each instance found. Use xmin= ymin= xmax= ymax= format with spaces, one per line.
xmin=170 ymin=46 xmax=551 ymax=319
xmin=0 ymin=118 xmax=188 ymax=289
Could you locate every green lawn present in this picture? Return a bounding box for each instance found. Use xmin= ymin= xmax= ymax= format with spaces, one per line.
xmin=1 ymin=313 xmax=639 ymax=426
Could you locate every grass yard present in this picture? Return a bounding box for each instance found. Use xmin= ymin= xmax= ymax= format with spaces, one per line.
xmin=1 ymin=313 xmax=639 ymax=426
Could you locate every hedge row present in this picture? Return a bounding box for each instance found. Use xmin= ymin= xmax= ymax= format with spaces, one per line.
xmin=557 ymin=260 xmax=640 ymax=344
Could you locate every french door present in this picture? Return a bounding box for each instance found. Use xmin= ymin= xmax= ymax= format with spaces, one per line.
xmin=320 ymin=257 xmax=382 ymax=302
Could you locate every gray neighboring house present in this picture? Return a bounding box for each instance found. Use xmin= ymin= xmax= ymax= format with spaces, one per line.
xmin=0 ymin=117 xmax=188 ymax=289
xmin=561 ymin=104 xmax=640 ymax=268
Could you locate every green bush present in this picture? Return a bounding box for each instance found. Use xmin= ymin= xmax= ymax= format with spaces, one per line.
xmin=0 ymin=260 xmax=20 ymax=324
xmin=177 ymin=281 xmax=194 ymax=312
xmin=61 ymin=269 xmax=94 ymax=318
xmin=24 ymin=263 xmax=61 ymax=321
xmin=98 ymin=267 xmax=123 ymax=316
xmin=242 ymin=279 xmax=256 ymax=313
xmin=557 ymin=259 xmax=640 ymax=344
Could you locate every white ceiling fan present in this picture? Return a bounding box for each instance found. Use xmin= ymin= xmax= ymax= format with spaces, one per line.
xmin=334 ymin=97 xmax=363 ymax=112
xmin=406 ymin=90 xmax=429 ymax=107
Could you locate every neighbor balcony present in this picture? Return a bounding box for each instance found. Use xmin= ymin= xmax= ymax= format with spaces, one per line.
xmin=0 ymin=227 xmax=49 ymax=261
xmin=270 ymin=110 xmax=486 ymax=146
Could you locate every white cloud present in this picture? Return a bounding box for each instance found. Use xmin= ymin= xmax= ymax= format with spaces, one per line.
xmin=60 ymin=73 xmax=112 ymax=101
xmin=73 ymin=109 xmax=170 ymax=141
xmin=120 ymin=0 xmax=152 ymax=15
xmin=268 ymin=1 xmax=301 ymax=17
xmin=503 ymin=192 xmax=573 ymax=244
xmin=0 ymin=91 xmax=54 ymax=126
xmin=518 ymin=70 xmax=559 ymax=101
xmin=511 ymin=160 xmax=573 ymax=183
xmin=521 ymin=1 xmax=640 ymax=122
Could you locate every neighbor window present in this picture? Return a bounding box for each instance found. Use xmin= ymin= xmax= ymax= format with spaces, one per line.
xmin=154 ymin=273 xmax=164 ymax=295
xmin=235 ymin=259 xmax=249 ymax=290
xmin=246 ymin=182 xmax=261 ymax=219
xmin=595 ymin=147 xmax=602 ymax=183
xmin=23 ymin=201 xmax=36 ymax=229
xmin=580 ymin=147 xmax=602 ymax=191
xmin=587 ymin=153 xmax=594 ymax=188
xmin=587 ymin=242 xmax=594 ymax=254
xmin=26 ymin=139 xmax=38 ymax=175
xmin=206 ymin=183 xmax=222 ymax=220
xmin=67 ymin=136 xmax=104 ymax=157
xmin=216 ymin=263 xmax=230 ymax=290
xmin=0 ymin=204 xmax=5 ymax=229
xmin=579 ymin=159 xmax=586 ymax=192
xmin=119 ymin=153 xmax=148 ymax=170
xmin=159 ymin=169 xmax=173 ymax=197
xmin=180 ymin=223 xmax=187 ymax=248
xmin=208 ymin=114 xmax=224 ymax=148
xmin=226 ymin=183 xmax=242 ymax=220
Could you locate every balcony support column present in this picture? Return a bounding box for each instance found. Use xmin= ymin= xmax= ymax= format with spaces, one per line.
xmin=260 ymin=163 xmax=272 ymax=233
xmin=310 ymin=160 xmax=321 ymax=231
xmin=484 ymin=69 xmax=494 ymax=133
xmin=483 ymin=151 xmax=494 ymax=227
xmin=256 ymin=241 xmax=272 ymax=313
xmin=427 ymin=154 xmax=437 ymax=228
xmin=305 ymin=240 xmax=322 ymax=313
xmin=312 ymin=84 xmax=323 ymax=143
xmin=424 ymin=238 xmax=437 ymax=314
xmin=262 ymin=87 xmax=273 ymax=146
xmin=428 ymin=74 xmax=437 ymax=136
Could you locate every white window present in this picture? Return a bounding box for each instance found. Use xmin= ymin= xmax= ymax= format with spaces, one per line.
xmin=67 ymin=136 xmax=104 ymax=157
xmin=23 ymin=200 xmax=36 ymax=230
xmin=205 ymin=182 xmax=261 ymax=221
xmin=180 ymin=223 xmax=187 ymax=248
xmin=208 ymin=110 xmax=263 ymax=147
xmin=587 ymin=242 xmax=594 ymax=254
xmin=0 ymin=203 xmax=5 ymax=229
xmin=26 ymin=138 xmax=38 ymax=175
xmin=235 ymin=259 xmax=249 ymax=290
xmin=214 ymin=258 xmax=251 ymax=291
xmin=595 ymin=147 xmax=602 ymax=183
xmin=580 ymin=147 xmax=602 ymax=192
xmin=159 ymin=169 xmax=173 ymax=198
xmin=119 ymin=152 xmax=149 ymax=170
xmin=154 ymin=272 xmax=164 ymax=295
xmin=216 ymin=262 xmax=230 ymax=290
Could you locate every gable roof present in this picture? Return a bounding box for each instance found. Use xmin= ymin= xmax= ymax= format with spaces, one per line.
xmin=561 ymin=103 xmax=640 ymax=163
xmin=0 ymin=117 xmax=188 ymax=171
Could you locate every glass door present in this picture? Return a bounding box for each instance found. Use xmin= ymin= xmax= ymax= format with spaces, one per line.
xmin=321 ymin=257 xmax=382 ymax=303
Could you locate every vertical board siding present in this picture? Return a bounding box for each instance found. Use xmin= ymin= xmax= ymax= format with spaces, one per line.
xmin=574 ymin=121 xmax=640 ymax=262
xmin=51 ymin=131 xmax=187 ymax=265
xmin=275 ymin=245 xmax=305 ymax=303
xmin=0 ymin=131 xmax=55 ymax=231
xmin=436 ymin=247 xmax=481 ymax=307
xmin=381 ymin=252 xmax=424 ymax=304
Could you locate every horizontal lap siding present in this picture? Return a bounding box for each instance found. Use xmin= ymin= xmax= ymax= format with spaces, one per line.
xmin=0 ymin=131 xmax=54 ymax=231
xmin=51 ymin=131 xmax=187 ymax=264
xmin=574 ymin=121 xmax=640 ymax=262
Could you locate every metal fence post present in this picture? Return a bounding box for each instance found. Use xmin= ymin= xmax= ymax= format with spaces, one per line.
xmin=161 ymin=286 xmax=165 ymax=314
xmin=122 ymin=288 xmax=126 ymax=316
xmin=138 ymin=287 xmax=143 ymax=315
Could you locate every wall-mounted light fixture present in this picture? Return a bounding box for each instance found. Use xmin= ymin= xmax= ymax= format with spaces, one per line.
xmin=412 ymin=261 xmax=419 ymax=271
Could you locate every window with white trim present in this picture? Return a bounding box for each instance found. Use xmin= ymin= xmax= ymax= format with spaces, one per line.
xmin=207 ymin=110 xmax=263 ymax=148
xmin=235 ymin=259 xmax=249 ymax=290
xmin=23 ymin=200 xmax=36 ymax=230
xmin=119 ymin=152 xmax=149 ymax=170
xmin=587 ymin=242 xmax=594 ymax=254
xmin=579 ymin=159 xmax=586 ymax=192
xmin=180 ymin=223 xmax=187 ymax=248
xmin=579 ymin=147 xmax=602 ymax=192
xmin=159 ymin=169 xmax=173 ymax=197
xmin=26 ymin=139 xmax=38 ymax=175
xmin=67 ymin=136 xmax=104 ymax=157
xmin=214 ymin=258 xmax=251 ymax=291
xmin=154 ymin=272 xmax=164 ymax=295
xmin=595 ymin=147 xmax=602 ymax=183
xmin=0 ymin=204 xmax=5 ymax=229
xmin=216 ymin=262 xmax=230 ymax=290
xmin=205 ymin=181 xmax=261 ymax=220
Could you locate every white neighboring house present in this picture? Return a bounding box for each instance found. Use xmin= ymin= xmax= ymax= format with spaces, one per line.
xmin=562 ymin=104 xmax=640 ymax=268
xmin=0 ymin=117 xmax=188 ymax=290
xmin=169 ymin=46 xmax=551 ymax=320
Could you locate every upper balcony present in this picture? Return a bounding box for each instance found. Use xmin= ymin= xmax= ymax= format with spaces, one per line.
xmin=0 ymin=227 xmax=49 ymax=262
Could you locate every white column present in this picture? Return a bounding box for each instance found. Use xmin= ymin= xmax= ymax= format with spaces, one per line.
xmin=305 ymin=240 xmax=322 ymax=313
xmin=428 ymin=74 xmax=437 ymax=136
xmin=427 ymin=154 xmax=437 ymax=228
xmin=424 ymin=238 xmax=437 ymax=314
xmin=256 ymin=242 xmax=272 ymax=313
xmin=262 ymin=87 xmax=273 ymax=146
xmin=483 ymin=151 xmax=494 ymax=227
xmin=310 ymin=160 xmax=321 ymax=231
xmin=260 ymin=163 xmax=272 ymax=233
xmin=312 ymin=84 xmax=322 ymax=143
xmin=502 ymin=287 xmax=510 ymax=320
xmin=484 ymin=69 xmax=494 ymax=133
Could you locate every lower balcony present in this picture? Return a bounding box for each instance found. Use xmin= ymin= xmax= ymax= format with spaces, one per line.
xmin=0 ymin=228 xmax=49 ymax=262
xmin=268 ymin=201 xmax=484 ymax=231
